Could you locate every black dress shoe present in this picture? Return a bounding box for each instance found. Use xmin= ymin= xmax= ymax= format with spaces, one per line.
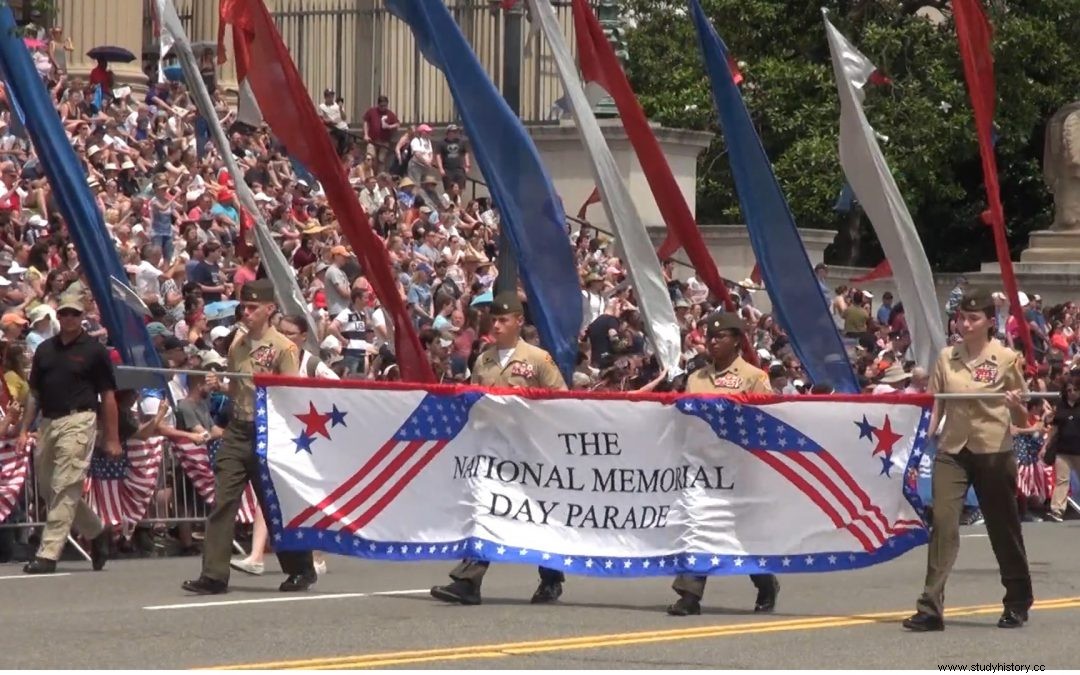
xmin=754 ymin=577 xmax=780 ymax=613
xmin=902 ymin=611 xmax=945 ymax=632
xmin=666 ymin=593 xmax=702 ymax=616
xmin=181 ymin=576 xmax=228 ymax=595
xmin=23 ymin=557 xmax=57 ymax=575
xmin=90 ymin=531 xmax=110 ymax=571
xmin=430 ymin=579 xmax=482 ymax=605
xmin=997 ymin=609 xmax=1028 ymax=629
xmin=530 ymin=581 xmax=563 ymax=604
xmin=279 ymin=572 xmax=317 ymax=592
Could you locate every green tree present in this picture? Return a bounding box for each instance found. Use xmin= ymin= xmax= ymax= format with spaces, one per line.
xmin=621 ymin=0 xmax=1080 ymax=271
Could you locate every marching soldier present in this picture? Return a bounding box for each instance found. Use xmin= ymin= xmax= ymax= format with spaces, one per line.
xmin=903 ymin=288 xmax=1032 ymax=631
xmin=667 ymin=312 xmax=780 ymax=616
xmin=182 ymin=279 xmax=317 ymax=595
xmin=430 ymin=291 xmax=566 ymax=606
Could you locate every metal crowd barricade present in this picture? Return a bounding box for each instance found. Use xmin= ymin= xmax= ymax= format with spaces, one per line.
xmin=0 ymin=435 xmax=249 ymax=558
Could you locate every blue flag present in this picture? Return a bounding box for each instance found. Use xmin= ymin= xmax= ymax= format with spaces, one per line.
xmin=385 ymin=0 xmax=583 ymax=381
xmin=687 ymin=0 xmax=858 ymax=393
xmin=0 ymin=7 xmax=164 ymax=385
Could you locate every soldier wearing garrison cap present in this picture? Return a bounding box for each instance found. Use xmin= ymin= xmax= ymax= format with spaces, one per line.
xmin=667 ymin=311 xmax=780 ymax=616
xmin=182 ymin=278 xmax=317 ymax=595
xmin=430 ymin=291 xmax=566 ymax=606
xmin=904 ymin=287 xmax=1032 ymax=632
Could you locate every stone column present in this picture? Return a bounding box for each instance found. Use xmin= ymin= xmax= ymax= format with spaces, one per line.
xmin=55 ymin=0 xmax=147 ymax=88
xmin=191 ymin=0 xmax=237 ymax=97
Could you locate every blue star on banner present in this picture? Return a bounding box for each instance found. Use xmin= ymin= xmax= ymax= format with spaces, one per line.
xmin=328 ymin=404 xmax=348 ymax=428
xmin=292 ymin=430 xmax=316 ymax=454
xmin=880 ymin=455 xmax=894 ymax=477
xmin=855 ymin=415 xmax=875 ymax=441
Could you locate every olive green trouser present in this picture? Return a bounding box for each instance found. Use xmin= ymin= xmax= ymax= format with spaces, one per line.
xmin=673 ymin=573 xmax=776 ymax=600
xmin=201 ymin=420 xmax=313 ymax=583
xmin=34 ymin=411 xmax=104 ymax=561
xmin=450 ymin=559 xmax=564 ymax=586
xmin=916 ymin=449 xmax=1032 ymax=619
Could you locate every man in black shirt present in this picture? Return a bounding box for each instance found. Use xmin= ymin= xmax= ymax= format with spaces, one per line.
xmin=18 ymin=296 xmax=120 ymax=574
xmin=435 ymin=125 xmax=470 ymax=191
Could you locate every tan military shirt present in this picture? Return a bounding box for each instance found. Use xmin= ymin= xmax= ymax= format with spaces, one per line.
xmin=685 ymin=356 xmax=771 ymax=395
xmin=471 ymin=339 xmax=566 ymax=390
xmin=930 ymin=339 xmax=1026 ymax=454
xmin=228 ymin=325 xmax=300 ymax=421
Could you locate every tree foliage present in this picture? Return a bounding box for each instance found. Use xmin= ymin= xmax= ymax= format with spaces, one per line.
xmin=621 ymin=0 xmax=1080 ymax=270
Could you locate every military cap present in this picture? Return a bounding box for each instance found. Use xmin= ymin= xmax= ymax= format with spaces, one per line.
xmin=704 ymin=312 xmax=744 ymax=339
xmin=490 ymin=291 xmax=524 ymax=316
xmin=240 ymin=278 xmax=277 ymax=303
xmin=959 ymin=287 xmax=994 ymax=313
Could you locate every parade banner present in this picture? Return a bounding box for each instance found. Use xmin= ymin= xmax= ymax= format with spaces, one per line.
xmin=257 ymin=379 xmax=932 ymax=577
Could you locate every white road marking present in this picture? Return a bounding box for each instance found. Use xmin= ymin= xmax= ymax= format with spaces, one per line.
xmin=961 ymin=533 xmax=988 ymax=538
xmin=0 ymin=573 xmax=72 ymax=580
xmin=143 ymin=588 xmax=430 ymax=611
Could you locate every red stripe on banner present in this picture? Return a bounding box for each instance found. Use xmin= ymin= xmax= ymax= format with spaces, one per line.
xmin=571 ymin=0 xmax=736 ymax=316
xmin=311 ymin=440 xmax=427 ymax=530
xmin=952 ymin=0 xmax=1034 ymax=365
xmin=343 ymin=440 xmax=449 ymax=534
xmin=786 ymin=451 xmax=887 ymax=545
xmin=236 ymin=0 xmax=433 ymax=383
xmin=287 ymin=436 xmax=401 ymax=528
xmin=256 ymin=374 xmax=935 ymax=409
xmin=815 ymin=450 xmax=894 ymax=536
xmin=751 ymin=450 xmax=875 ymax=553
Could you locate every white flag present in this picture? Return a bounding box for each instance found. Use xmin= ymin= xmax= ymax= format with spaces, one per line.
xmin=156 ymin=0 xmax=317 ymax=353
xmin=824 ymin=12 xmax=944 ymax=368
xmin=527 ymin=0 xmax=681 ymax=375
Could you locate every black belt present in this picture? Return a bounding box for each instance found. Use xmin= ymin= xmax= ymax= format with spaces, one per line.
xmin=43 ymin=406 xmax=96 ymax=419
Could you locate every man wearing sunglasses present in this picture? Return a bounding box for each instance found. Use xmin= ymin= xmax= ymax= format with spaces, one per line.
xmin=18 ymin=295 xmax=119 ymax=574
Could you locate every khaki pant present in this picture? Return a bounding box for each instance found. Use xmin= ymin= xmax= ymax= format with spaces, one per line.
xmin=673 ymin=573 xmax=776 ymax=600
xmin=450 ymin=559 xmax=564 ymax=586
xmin=201 ymin=420 xmax=313 ymax=583
xmin=34 ymin=411 xmax=103 ymax=561
xmin=916 ymin=449 xmax=1032 ymax=618
xmin=1050 ymin=455 xmax=1080 ymax=517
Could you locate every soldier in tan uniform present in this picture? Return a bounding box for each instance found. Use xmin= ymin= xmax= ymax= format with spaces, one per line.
xmin=668 ymin=312 xmax=781 ymax=616
xmin=182 ymin=279 xmax=316 ymax=595
xmin=903 ymin=288 xmax=1032 ymax=632
xmin=430 ymin=292 xmax=567 ymax=606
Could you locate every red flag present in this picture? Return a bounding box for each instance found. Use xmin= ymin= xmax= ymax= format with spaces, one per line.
xmin=571 ymin=0 xmax=735 ymax=314
xmin=867 ymin=70 xmax=892 ymax=87
xmin=236 ymin=207 xmax=255 ymax=260
xmin=953 ymin=0 xmax=1034 ymax=364
xmin=727 ymin=54 xmax=744 ymax=86
xmin=852 ymin=259 xmax=893 ymax=284
xmin=576 ymin=186 xmax=600 ymax=219
xmin=230 ymin=0 xmax=433 ymax=382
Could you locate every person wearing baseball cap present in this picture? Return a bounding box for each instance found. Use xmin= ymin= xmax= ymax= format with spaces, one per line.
xmin=903 ymin=286 xmax=1031 ymax=632
xmin=408 ymin=124 xmax=435 ymax=189
xmin=324 ymin=246 xmax=352 ymax=316
xmin=667 ymin=311 xmax=779 ymax=617
xmin=431 ymin=291 xmax=567 ymax=607
xmin=319 ymin=87 xmax=350 ymax=155
xmin=436 ymin=123 xmax=470 ymax=191
xmin=18 ymin=292 xmax=116 ymax=575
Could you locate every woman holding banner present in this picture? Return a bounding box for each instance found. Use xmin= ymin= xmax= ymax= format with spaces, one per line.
xmin=904 ymin=288 xmax=1032 ymax=632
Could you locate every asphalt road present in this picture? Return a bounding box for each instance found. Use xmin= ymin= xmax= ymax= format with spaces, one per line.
xmin=1 ymin=522 xmax=1078 ymax=670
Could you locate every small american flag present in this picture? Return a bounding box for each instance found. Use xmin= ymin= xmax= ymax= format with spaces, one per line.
xmin=0 ymin=438 xmax=30 ymax=523
xmin=172 ymin=440 xmax=258 ymax=524
xmin=85 ymin=438 xmax=165 ymax=534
